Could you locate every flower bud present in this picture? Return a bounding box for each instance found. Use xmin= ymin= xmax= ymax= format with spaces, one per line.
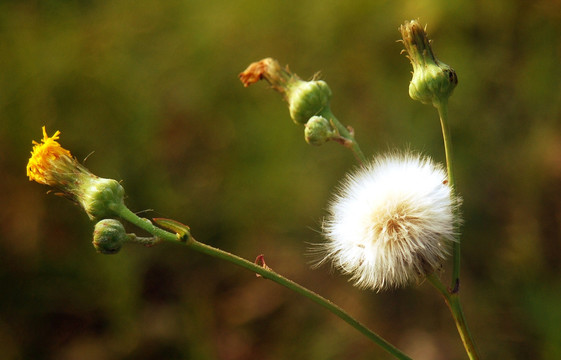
xmin=304 ymin=116 xmax=335 ymax=146
xmin=93 ymin=219 xmax=127 ymax=254
xmin=80 ymin=178 xmax=126 ymax=220
xmin=287 ymin=80 xmax=332 ymax=124
xmin=400 ymin=20 xmax=457 ymax=106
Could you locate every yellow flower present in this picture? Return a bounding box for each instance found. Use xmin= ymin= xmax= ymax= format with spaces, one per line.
xmin=27 ymin=126 xmax=125 ymax=220
xmin=26 ymin=126 xmax=73 ymax=185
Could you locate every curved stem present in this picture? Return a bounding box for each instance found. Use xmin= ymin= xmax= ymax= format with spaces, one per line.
xmin=114 ymin=204 xmax=179 ymax=242
xmin=114 ymin=204 xmax=412 ymax=360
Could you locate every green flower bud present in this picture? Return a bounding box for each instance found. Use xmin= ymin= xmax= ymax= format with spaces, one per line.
xmin=80 ymin=177 xmax=125 ymax=221
xmin=305 ymin=116 xmax=335 ymax=146
xmin=287 ymin=80 xmax=332 ymax=124
xmin=400 ymin=20 xmax=457 ymax=106
xmin=93 ymin=219 xmax=127 ymax=254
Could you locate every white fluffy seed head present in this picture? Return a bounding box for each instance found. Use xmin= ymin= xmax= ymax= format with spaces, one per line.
xmin=318 ymin=152 xmax=460 ymax=291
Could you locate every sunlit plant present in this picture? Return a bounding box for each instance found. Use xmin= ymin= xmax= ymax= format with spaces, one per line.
xmin=27 ymin=20 xmax=479 ymax=359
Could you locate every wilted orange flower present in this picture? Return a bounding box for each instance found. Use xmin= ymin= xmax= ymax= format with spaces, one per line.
xmin=239 ymin=57 xmax=292 ymax=91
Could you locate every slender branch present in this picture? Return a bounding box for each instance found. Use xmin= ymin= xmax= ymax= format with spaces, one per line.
xmin=189 ymin=240 xmax=412 ymax=360
xmin=114 ymin=204 xmax=412 ymax=360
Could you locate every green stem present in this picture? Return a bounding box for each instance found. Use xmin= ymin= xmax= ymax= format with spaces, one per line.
xmin=434 ymin=100 xmax=460 ymax=288
xmin=427 ymin=275 xmax=480 ymax=360
xmin=190 ymin=240 xmax=411 ymax=360
xmin=113 ymin=204 xmax=412 ymax=360
xmin=433 ymin=100 xmax=480 ymax=359
xmin=114 ymin=204 xmax=178 ymax=242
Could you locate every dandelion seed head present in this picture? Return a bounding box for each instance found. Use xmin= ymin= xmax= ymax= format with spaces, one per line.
xmin=318 ymin=152 xmax=459 ymax=291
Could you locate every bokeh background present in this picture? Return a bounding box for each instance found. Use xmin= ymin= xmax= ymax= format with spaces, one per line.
xmin=1 ymin=0 xmax=561 ymax=359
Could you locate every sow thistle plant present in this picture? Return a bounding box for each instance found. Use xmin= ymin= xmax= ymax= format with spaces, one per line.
xmin=27 ymin=20 xmax=479 ymax=359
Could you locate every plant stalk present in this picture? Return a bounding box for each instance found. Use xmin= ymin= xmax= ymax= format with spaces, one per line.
xmin=433 ymin=100 xmax=480 ymax=359
xmin=427 ymin=275 xmax=480 ymax=360
xmin=114 ymin=204 xmax=412 ymax=360
xmin=435 ymin=100 xmax=461 ymax=287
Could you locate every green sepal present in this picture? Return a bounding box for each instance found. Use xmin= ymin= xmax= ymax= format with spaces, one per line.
xmin=153 ymin=217 xmax=191 ymax=242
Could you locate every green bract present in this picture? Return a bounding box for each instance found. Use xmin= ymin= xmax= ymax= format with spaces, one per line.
xmin=287 ymin=80 xmax=332 ymax=124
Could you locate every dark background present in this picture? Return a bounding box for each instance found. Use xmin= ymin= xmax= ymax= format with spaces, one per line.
xmin=1 ymin=0 xmax=561 ymax=359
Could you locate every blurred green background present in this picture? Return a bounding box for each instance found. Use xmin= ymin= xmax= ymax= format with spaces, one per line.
xmin=1 ymin=0 xmax=561 ymax=359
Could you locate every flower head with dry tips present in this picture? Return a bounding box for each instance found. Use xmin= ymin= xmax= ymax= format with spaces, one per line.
xmin=239 ymin=58 xmax=333 ymax=125
xmin=400 ymin=20 xmax=457 ymax=107
xmin=318 ymin=152 xmax=459 ymax=291
xmin=27 ymin=126 xmax=125 ymax=220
